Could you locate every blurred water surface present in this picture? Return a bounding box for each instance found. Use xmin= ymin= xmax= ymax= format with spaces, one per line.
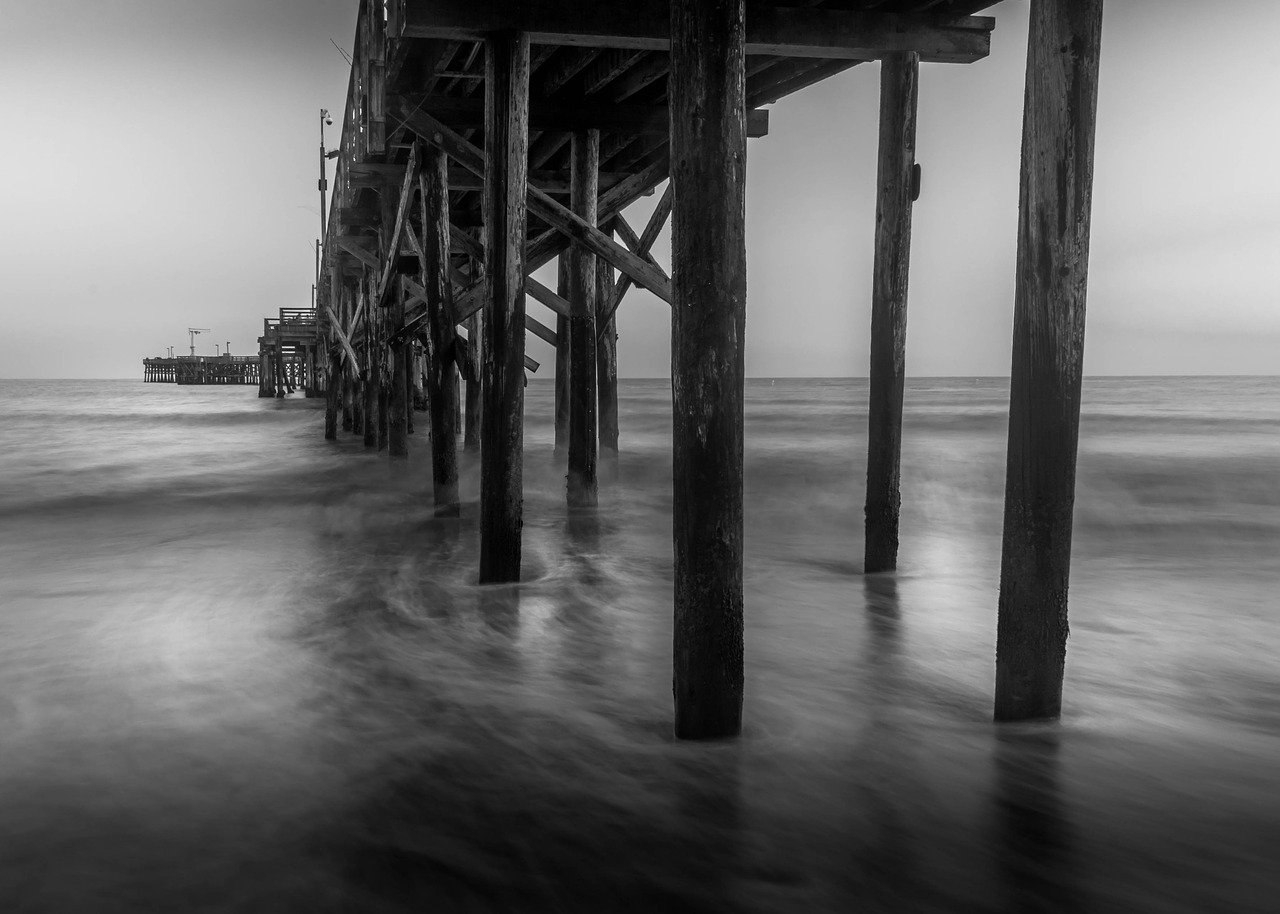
xmin=0 ymin=377 xmax=1277 ymax=912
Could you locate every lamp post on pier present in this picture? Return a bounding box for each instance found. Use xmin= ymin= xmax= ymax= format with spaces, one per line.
xmin=319 ymin=108 xmax=333 ymax=246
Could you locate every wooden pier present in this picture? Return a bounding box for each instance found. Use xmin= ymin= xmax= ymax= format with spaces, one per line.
xmin=143 ymin=354 xmax=260 ymax=385
xmin=311 ymin=0 xmax=1102 ymax=736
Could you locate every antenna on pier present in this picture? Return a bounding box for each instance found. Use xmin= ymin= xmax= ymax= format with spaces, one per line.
xmin=187 ymin=328 xmax=211 ymax=356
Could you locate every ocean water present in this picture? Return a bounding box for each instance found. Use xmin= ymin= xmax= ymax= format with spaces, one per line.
xmin=0 ymin=376 xmax=1277 ymax=913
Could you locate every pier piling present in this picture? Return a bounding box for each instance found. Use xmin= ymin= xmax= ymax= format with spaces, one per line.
xmin=670 ymin=0 xmax=747 ymax=739
xmin=995 ymin=0 xmax=1103 ymax=722
xmin=422 ymin=145 xmax=460 ymax=512
xmin=864 ymin=51 xmax=920 ymax=574
xmin=566 ymin=129 xmax=600 ymax=509
xmin=479 ymin=29 xmax=530 ymax=584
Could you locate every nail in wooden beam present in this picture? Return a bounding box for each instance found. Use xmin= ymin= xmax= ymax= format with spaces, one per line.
xmin=421 ymin=145 xmax=460 ymax=513
xmin=479 ymin=30 xmax=530 ymax=584
xmin=554 ymin=256 xmax=570 ymax=456
xmin=567 ymin=129 xmax=600 ymax=509
xmin=670 ymin=0 xmax=746 ymax=740
xmin=995 ymin=0 xmax=1103 ymax=723
xmin=596 ymin=224 xmax=619 ymax=481
xmin=864 ymin=51 xmax=919 ymax=574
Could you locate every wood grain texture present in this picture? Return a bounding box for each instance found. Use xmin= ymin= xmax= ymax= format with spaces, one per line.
xmin=567 ymin=129 xmax=600 ymax=509
xmin=479 ymin=30 xmax=530 ymax=584
xmin=422 ymin=146 xmax=460 ymax=514
xmin=864 ymin=52 xmax=919 ymax=574
xmin=670 ymin=0 xmax=747 ymax=740
xmin=596 ymin=229 xmax=619 ymax=482
xmin=995 ymin=0 xmax=1103 ymax=722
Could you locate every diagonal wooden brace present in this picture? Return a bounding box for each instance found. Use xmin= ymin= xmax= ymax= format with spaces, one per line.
xmin=598 ymin=182 xmax=673 ymax=336
xmin=377 ymin=143 xmax=420 ymax=303
xmin=393 ymin=99 xmax=672 ymax=303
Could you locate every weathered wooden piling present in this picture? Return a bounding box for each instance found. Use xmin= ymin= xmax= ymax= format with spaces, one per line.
xmin=596 ymin=233 xmax=619 ymax=482
xmin=389 ymin=282 xmax=409 ymax=457
xmin=566 ymin=129 xmax=600 ymax=509
xmin=363 ymin=351 xmax=379 ymax=448
xmin=342 ymin=368 xmax=354 ymax=432
xmin=479 ymin=30 xmax=530 ymax=584
xmin=554 ymin=256 xmax=571 ymax=457
xmin=258 ymin=350 xmax=272 ymax=397
xmin=464 ymin=308 xmax=483 ymax=451
xmin=864 ymin=51 xmax=920 ymax=574
xmin=325 ymin=346 xmax=341 ymax=440
xmin=422 ymin=145 xmax=460 ymax=514
xmin=670 ymin=0 xmax=747 ymax=739
xmin=994 ymin=0 xmax=1103 ymax=722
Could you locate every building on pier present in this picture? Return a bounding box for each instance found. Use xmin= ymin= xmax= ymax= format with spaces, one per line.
xmin=309 ymin=0 xmax=1101 ymax=737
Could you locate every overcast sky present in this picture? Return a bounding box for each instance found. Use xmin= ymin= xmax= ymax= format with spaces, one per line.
xmin=2 ymin=1 xmax=1277 ymax=379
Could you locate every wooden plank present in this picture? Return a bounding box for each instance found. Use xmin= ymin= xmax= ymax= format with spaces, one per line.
xmin=402 ymin=2 xmax=994 ymax=64
xmin=479 ymin=30 xmax=530 ymax=584
xmin=670 ymin=0 xmax=746 ymax=740
xmin=864 ymin=52 xmax=920 ymax=574
xmin=395 ymin=94 xmax=769 ymax=136
xmin=995 ymin=0 xmax=1103 ymax=723
xmin=421 ymin=145 xmax=461 ymax=514
xmin=391 ymin=99 xmax=672 ymax=303
xmin=567 ymin=129 xmax=599 ymax=508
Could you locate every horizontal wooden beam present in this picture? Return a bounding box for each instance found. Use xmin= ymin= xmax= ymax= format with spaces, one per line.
xmin=396 ymin=95 xmax=769 ymax=137
xmin=401 ymin=3 xmax=993 ymax=64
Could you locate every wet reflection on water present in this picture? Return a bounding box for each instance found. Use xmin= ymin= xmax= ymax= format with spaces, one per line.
xmin=1 ymin=379 xmax=1278 ymax=911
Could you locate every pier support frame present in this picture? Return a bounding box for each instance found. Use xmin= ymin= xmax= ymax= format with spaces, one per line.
xmin=422 ymin=145 xmax=460 ymax=513
xmin=479 ymin=29 xmax=530 ymax=584
xmin=864 ymin=51 xmax=920 ymax=574
xmin=670 ymin=0 xmax=747 ymax=739
xmin=995 ymin=0 xmax=1103 ymax=722
xmin=566 ymin=129 xmax=599 ymax=509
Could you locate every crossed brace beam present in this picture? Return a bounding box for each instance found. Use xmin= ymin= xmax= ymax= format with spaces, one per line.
xmin=392 ymin=99 xmax=673 ymax=303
